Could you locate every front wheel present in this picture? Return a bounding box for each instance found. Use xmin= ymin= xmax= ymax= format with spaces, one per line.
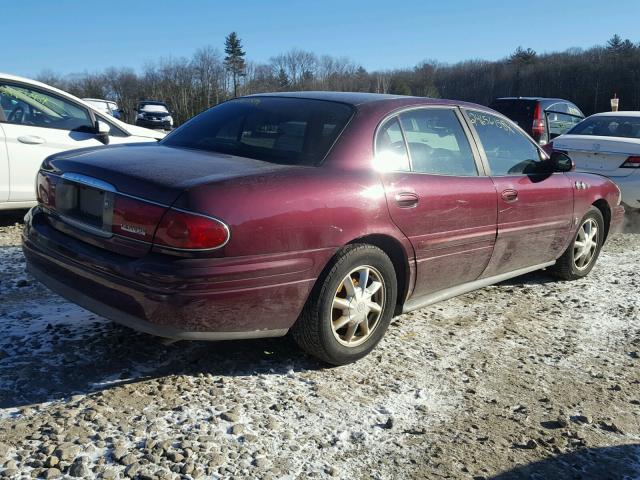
xmin=551 ymin=206 xmax=604 ymax=280
xmin=291 ymin=244 xmax=397 ymax=365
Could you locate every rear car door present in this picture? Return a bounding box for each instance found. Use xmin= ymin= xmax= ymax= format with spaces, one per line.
xmin=0 ymin=81 xmax=104 ymax=202
xmin=463 ymin=109 xmax=573 ymax=277
xmin=376 ymin=107 xmax=497 ymax=298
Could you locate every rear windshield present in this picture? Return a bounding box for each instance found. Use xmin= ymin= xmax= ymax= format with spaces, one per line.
xmin=568 ymin=115 xmax=640 ymax=139
xmin=489 ymin=99 xmax=537 ymax=130
xmin=162 ymin=97 xmax=354 ymax=166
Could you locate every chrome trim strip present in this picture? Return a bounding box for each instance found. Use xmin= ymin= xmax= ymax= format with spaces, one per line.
xmin=402 ymin=261 xmax=555 ymax=313
xmin=61 ymin=172 xmax=116 ymax=192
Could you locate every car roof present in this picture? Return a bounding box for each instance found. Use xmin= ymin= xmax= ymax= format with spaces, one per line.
xmin=245 ymin=91 xmax=489 ymax=111
xmin=494 ymin=97 xmax=571 ymax=102
xmin=589 ymin=111 xmax=640 ymax=117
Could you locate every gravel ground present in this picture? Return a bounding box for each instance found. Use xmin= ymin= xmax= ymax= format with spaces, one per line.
xmin=0 ymin=211 xmax=639 ymax=480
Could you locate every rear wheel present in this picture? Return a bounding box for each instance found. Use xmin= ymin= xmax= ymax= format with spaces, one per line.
xmin=551 ymin=206 xmax=604 ymax=280
xmin=291 ymin=244 xmax=397 ymax=365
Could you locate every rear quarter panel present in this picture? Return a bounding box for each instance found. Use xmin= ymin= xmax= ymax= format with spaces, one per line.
xmin=566 ymin=172 xmax=623 ymax=242
xmin=172 ymin=167 xmax=415 ymax=301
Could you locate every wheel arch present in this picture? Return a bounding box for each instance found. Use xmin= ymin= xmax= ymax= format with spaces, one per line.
xmin=592 ymin=198 xmax=611 ymax=241
xmin=347 ymin=233 xmax=411 ymax=315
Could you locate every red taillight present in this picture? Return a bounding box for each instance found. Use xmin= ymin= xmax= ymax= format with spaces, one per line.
xmin=112 ymin=195 xmax=167 ymax=240
xmin=621 ymin=156 xmax=640 ymax=168
xmin=532 ymin=103 xmax=545 ymax=141
xmin=153 ymin=208 xmax=230 ymax=250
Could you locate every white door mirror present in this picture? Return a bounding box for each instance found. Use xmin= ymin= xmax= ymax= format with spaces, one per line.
xmin=97 ymin=120 xmax=111 ymax=134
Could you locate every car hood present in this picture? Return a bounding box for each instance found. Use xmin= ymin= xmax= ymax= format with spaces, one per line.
xmin=44 ymin=144 xmax=297 ymax=205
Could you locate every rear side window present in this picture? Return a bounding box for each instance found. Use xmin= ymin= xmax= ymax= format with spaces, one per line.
xmin=466 ymin=110 xmax=543 ymax=176
xmin=398 ymin=109 xmax=477 ymax=176
xmin=374 ymin=117 xmax=410 ymax=172
xmin=162 ymin=97 xmax=353 ymax=166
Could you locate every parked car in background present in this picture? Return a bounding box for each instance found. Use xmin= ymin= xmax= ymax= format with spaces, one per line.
xmin=551 ymin=112 xmax=640 ymax=210
xmin=135 ymin=100 xmax=173 ymax=131
xmin=490 ymin=97 xmax=584 ymax=146
xmin=83 ymin=98 xmax=123 ymax=120
xmin=0 ymin=72 xmax=165 ymax=211
xmin=23 ymin=93 xmax=624 ymax=365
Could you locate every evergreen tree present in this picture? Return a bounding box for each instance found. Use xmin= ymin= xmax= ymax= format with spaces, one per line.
xmin=224 ymin=32 xmax=246 ymax=97
xmin=277 ymin=67 xmax=289 ymax=90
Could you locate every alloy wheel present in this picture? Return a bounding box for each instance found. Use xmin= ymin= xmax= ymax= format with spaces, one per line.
xmin=573 ymin=218 xmax=599 ymax=270
xmin=331 ymin=265 xmax=385 ymax=347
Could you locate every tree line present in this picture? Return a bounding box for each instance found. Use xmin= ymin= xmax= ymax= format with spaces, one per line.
xmin=37 ymin=33 xmax=640 ymax=126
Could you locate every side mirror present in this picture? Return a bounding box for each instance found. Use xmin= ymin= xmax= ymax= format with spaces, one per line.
xmin=96 ymin=120 xmax=111 ymax=145
xmin=550 ymin=151 xmax=574 ymax=172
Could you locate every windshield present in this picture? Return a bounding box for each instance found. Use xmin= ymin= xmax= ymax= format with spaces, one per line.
xmin=162 ymin=97 xmax=354 ymax=166
xmin=567 ymin=115 xmax=640 ymax=139
xmin=140 ymin=104 xmax=169 ymax=113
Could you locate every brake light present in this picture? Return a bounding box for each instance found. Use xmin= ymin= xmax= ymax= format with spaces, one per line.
xmin=621 ymin=156 xmax=640 ymax=168
xmin=153 ymin=208 xmax=230 ymax=250
xmin=532 ymin=103 xmax=545 ymax=142
xmin=112 ymin=195 xmax=167 ymax=240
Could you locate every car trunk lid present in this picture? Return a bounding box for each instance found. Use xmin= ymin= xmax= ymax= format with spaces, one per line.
xmin=553 ymin=134 xmax=640 ymax=177
xmin=40 ymin=144 xmax=291 ymax=257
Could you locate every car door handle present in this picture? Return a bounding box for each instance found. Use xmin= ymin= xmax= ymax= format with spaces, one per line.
xmin=395 ymin=192 xmax=419 ymax=208
xmin=18 ymin=135 xmax=46 ymax=145
xmin=501 ymin=189 xmax=518 ymax=203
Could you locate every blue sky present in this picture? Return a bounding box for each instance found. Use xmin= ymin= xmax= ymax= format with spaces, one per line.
xmin=4 ymin=0 xmax=639 ymax=77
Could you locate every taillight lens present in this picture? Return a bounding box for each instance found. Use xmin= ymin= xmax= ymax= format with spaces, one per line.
xmin=532 ymin=103 xmax=545 ymax=142
xmin=621 ymin=156 xmax=640 ymax=168
xmin=153 ymin=208 xmax=230 ymax=250
xmin=112 ymin=195 xmax=167 ymax=240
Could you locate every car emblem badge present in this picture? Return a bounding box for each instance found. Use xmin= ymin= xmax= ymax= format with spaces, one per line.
xmin=121 ymin=224 xmax=146 ymax=236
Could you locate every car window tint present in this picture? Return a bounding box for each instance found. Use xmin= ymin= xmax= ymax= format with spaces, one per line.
xmin=467 ymin=110 xmax=543 ymax=175
xmin=0 ymin=83 xmax=93 ymax=132
xmin=399 ymin=109 xmax=477 ymax=176
xmin=546 ymin=111 xmax=583 ymax=137
xmin=374 ymin=117 xmax=410 ymax=172
xmin=568 ymin=115 xmax=640 ymax=139
xmin=164 ymin=97 xmax=353 ymax=166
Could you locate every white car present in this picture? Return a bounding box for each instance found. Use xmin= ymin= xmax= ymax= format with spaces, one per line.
xmin=0 ymin=73 xmax=165 ymax=211
xmin=83 ymin=98 xmax=122 ymax=119
xmin=552 ymin=111 xmax=640 ymax=210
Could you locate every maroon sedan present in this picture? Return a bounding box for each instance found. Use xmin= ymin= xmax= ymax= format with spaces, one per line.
xmin=23 ymin=93 xmax=625 ymax=365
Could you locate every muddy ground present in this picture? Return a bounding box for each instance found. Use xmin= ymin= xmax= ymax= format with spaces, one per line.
xmin=0 ymin=211 xmax=638 ymax=480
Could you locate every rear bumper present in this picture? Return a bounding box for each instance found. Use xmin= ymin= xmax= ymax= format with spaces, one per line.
xmin=614 ymin=173 xmax=640 ymax=209
xmin=22 ymin=207 xmax=331 ymax=340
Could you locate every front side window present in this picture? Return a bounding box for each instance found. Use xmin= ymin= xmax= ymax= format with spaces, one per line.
xmin=163 ymin=97 xmax=353 ymax=166
xmin=0 ymin=83 xmax=93 ymax=132
xmin=466 ymin=110 xmax=543 ymax=176
xmin=568 ymin=115 xmax=640 ymax=139
xmin=374 ymin=117 xmax=410 ymax=172
xmin=546 ymin=110 xmax=584 ymax=138
xmin=399 ymin=109 xmax=477 ymax=176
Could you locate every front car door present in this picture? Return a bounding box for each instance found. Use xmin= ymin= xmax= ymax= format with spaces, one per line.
xmin=0 ymin=122 xmax=8 ymax=203
xmin=376 ymin=107 xmax=498 ymax=299
xmin=463 ymin=109 xmax=573 ymax=277
xmin=0 ymin=81 xmax=104 ymax=203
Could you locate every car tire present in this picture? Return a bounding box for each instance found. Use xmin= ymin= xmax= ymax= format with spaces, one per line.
xmin=551 ymin=206 xmax=605 ymax=280
xmin=291 ymin=244 xmax=397 ymax=365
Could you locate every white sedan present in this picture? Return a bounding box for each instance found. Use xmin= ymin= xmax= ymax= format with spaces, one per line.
xmin=552 ymin=111 xmax=640 ymax=210
xmin=0 ymin=73 xmax=165 ymax=211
